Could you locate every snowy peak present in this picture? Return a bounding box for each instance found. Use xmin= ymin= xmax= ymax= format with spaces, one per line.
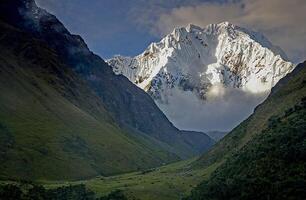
xmin=108 ymin=22 xmax=293 ymax=94
xmin=107 ymin=22 xmax=294 ymax=131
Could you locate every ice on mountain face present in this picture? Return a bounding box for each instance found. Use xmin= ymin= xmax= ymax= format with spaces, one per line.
xmin=107 ymin=22 xmax=294 ymax=131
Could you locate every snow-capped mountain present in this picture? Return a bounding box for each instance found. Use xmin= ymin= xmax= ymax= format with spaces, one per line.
xmin=107 ymin=22 xmax=294 ymax=131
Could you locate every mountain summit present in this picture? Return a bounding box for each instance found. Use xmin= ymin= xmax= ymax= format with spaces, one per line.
xmin=108 ymin=22 xmax=294 ymax=131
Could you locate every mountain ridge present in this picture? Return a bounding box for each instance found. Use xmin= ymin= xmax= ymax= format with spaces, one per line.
xmin=0 ymin=0 xmax=214 ymax=169
xmin=0 ymin=19 xmax=188 ymax=180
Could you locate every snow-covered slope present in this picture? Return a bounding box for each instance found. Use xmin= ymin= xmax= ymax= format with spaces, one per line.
xmin=107 ymin=22 xmax=294 ymax=131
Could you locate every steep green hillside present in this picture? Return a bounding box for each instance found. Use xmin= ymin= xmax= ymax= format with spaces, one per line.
xmin=0 ymin=0 xmax=215 ymax=182
xmin=195 ymin=61 xmax=306 ymax=168
xmin=182 ymin=61 xmax=306 ymax=199
xmin=0 ymin=0 xmax=215 ymax=159
xmin=186 ymin=95 xmax=306 ymax=200
xmin=0 ymin=21 xmax=179 ymax=181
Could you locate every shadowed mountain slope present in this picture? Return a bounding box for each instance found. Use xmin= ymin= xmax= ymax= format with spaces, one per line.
xmin=0 ymin=0 xmax=214 ymax=159
xmin=186 ymin=61 xmax=306 ymax=200
xmin=0 ymin=21 xmax=180 ymax=181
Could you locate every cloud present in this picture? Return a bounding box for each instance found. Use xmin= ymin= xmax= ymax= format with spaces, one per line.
xmin=157 ymin=85 xmax=268 ymax=132
xmin=140 ymin=0 xmax=306 ymax=63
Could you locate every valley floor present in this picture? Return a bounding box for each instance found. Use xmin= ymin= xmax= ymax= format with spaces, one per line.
xmin=41 ymin=158 xmax=220 ymax=200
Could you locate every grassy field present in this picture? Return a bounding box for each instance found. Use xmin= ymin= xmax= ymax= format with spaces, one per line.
xmin=39 ymin=158 xmax=220 ymax=200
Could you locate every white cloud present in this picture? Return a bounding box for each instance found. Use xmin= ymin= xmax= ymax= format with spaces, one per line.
xmin=157 ymin=86 xmax=268 ymax=132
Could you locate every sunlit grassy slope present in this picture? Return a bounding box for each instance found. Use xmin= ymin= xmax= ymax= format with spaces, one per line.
xmin=40 ymin=158 xmax=219 ymax=200
xmin=0 ymin=21 xmax=179 ymax=181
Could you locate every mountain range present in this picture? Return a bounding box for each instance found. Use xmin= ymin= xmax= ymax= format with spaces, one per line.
xmin=68 ymin=61 xmax=305 ymax=200
xmin=108 ymin=22 xmax=294 ymax=132
xmin=0 ymin=0 xmax=305 ymax=200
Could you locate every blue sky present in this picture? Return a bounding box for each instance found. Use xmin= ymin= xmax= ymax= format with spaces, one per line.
xmin=36 ymin=0 xmax=151 ymax=58
xmin=35 ymin=0 xmax=214 ymax=59
xmin=36 ymin=0 xmax=306 ymax=62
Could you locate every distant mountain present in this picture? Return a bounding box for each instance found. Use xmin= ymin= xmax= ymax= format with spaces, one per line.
xmin=0 ymin=0 xmax=214 ymax=181
xmin=186 ymin=61 xmax=306 ymax=200
xmin=108 ymin=22 xmax=294 ymax=131
xmin=206 ymin=131 xmax=228 ymax=141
